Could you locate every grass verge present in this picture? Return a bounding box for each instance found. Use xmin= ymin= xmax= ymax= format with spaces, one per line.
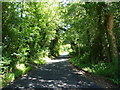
xmin=69 ymin=56 xmax=120 ymax=85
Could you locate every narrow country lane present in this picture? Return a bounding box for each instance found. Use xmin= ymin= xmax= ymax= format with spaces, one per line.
xmin=3 ymin=53 xmax=105 ymax=89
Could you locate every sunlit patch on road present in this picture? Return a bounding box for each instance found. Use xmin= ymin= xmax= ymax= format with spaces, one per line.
xmin=45 ymin=52 xmax=69 ymax=64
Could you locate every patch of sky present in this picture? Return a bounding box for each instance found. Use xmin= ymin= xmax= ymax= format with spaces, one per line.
xmin=64 ymin=24 xmax=71 ymax=29
xmin=59 ymin=0 xmax=70 ymax=6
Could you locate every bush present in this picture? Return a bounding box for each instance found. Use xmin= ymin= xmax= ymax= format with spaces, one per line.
xmin=2 ymin=65 xmax=32 ymax=87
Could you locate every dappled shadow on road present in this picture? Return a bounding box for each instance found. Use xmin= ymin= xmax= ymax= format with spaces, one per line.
xmin=3 ymin=55 xmax=104 ymax=89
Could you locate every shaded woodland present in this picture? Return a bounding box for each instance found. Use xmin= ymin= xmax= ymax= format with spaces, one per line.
xmin=1 ymin=1 xmax=120 ymax=87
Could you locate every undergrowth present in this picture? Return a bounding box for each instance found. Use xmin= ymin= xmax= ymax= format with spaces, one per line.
xmin=69 ymin=53 xmax=120 ymax=85
xmin=1 ymin=57 xmax=46 ymax=88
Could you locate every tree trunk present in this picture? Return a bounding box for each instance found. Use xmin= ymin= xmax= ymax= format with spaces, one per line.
xmin=105 ymin=13 xmax=118 ymax=62
xmin=105 ymin=13 xmax=119 ymax=78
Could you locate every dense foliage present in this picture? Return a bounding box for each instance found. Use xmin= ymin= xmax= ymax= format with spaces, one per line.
xmin=63 ymin=2 xmax=120 ymax=84
xmin=1 ymin=1 xmax=119 ymax=87
xmin=1 ymin=2 xmax=64 ymax=86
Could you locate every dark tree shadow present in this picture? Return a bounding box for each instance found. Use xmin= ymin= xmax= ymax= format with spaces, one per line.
xmin=56 ymin=55 xmax=70 ymax=59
